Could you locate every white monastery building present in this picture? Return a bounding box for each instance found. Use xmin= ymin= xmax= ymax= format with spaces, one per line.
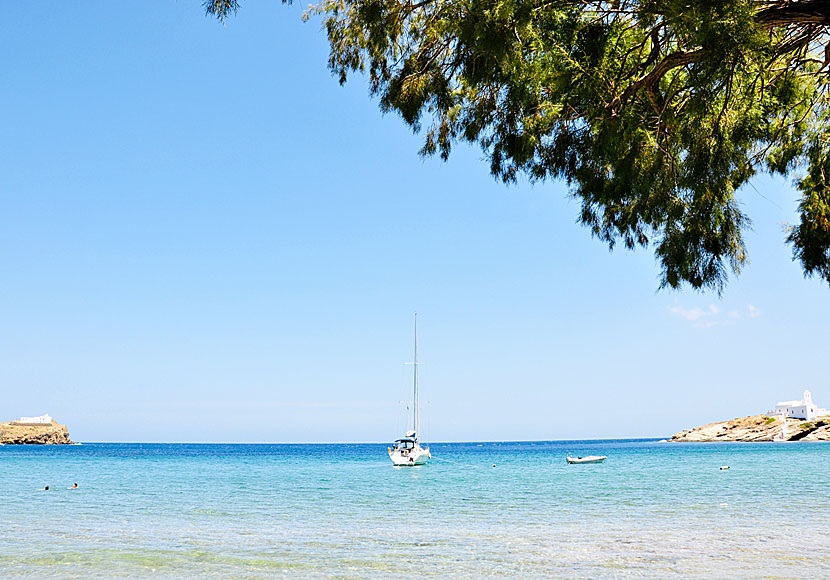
xmin=16 ymin=414 xmax=53 ymax=425
xmin=769 ymin=391 xmax=828 ymax=421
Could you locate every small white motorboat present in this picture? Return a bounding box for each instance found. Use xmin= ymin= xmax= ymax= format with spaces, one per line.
xmin=566 ymin=455 xmax=607 ymax=464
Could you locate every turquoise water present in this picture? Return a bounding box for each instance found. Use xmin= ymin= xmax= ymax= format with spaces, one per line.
xmin=2 ymin=440 xmax=829 ymax=578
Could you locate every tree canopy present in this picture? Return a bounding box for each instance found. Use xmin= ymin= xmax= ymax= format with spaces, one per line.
xmin=206 ymin=0 xmax=830 ymax=292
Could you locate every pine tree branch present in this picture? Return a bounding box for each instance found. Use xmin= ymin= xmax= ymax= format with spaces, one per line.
xmin=608 ymin=48 xmax=706 ymax=114
xmin=756 ymin=0 xmax=830 ymax=28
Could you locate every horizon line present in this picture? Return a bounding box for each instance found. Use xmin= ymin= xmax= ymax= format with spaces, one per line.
xmin=60 ymin=437 xmax=669 ymax=445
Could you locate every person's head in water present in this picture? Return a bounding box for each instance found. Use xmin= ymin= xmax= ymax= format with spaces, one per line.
xmin=44 ymin=485 xmax=49 ymax=491
xmin=72 ymin=483 xmax=78 ymax=489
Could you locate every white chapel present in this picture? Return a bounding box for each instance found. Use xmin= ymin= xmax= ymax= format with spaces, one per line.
xmin=769 ymin=391 xmax=828 ymax=421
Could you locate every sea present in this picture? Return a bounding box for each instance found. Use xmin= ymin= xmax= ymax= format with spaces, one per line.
xmin=1 ymin=439 xmax=829 ymax=579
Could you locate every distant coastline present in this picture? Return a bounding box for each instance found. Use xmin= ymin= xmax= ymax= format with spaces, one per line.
xmin=0 ymin=420 xmax=72 ymax=445
xmin=671 ymin=414 xmax=830 ymax=442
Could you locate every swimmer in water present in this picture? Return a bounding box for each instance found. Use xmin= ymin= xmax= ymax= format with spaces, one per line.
xmin=40 ymin=485 xmax=50 ymax=491
xmin=68 ymin=483 xmax=78 ymax=489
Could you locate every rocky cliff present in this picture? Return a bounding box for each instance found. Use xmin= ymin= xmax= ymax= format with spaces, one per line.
xmin=0 ymin=420 xmax=72 ymax=444
xmin=671 ymin=414 xmax=830 ymax=442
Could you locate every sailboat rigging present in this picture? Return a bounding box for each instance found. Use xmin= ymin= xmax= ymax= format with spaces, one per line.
xmin=388 ymin=313 xmax=431 ymax=466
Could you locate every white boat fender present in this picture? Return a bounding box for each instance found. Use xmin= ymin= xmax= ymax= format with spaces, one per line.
xmin=720 ymin=465 xmax=730 ymax=470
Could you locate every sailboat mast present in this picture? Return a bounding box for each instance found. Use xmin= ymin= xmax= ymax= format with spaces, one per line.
xmin=413 ymin=313 xmax=419 ymax=438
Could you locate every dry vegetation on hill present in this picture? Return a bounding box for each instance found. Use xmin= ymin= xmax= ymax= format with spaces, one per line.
xmin=671 ymin=415 xmax=830 ymax=442
xmin=0 ymin=420 xmax=72 ymax=444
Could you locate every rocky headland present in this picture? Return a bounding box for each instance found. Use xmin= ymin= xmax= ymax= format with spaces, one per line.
xmin=671 ymin=414 xmax=830 ymax=442
xmin=0 ymin=420 xmax=72 ymax=444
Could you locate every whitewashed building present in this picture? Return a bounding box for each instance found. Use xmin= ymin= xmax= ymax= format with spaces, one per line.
xmin=16 ymin=414 xmax=53 ymax=425
xmin=769 ymin=391 xmax=828 ymax=421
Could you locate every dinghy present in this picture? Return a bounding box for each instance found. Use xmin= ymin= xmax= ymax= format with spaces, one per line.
xmin=566 ymin=455 xmax=606 ymax=464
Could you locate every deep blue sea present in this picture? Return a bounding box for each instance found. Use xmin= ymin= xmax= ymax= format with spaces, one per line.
xmin=2 ymin=440 xmax=829 ymax=578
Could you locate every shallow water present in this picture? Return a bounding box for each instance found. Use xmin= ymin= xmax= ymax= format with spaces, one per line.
xmin=1 ymin=440 xmax=828 ymax=578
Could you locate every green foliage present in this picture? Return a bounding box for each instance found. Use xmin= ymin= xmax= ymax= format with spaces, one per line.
xmin=788 ymin=132 xmax=830 ymax=284
xmin=212 ymin=1 xmax=830 ymax=291
xmin=204 ymin=0 xmax=240 ymax=23
xmin=764 ymin=417 xmax=776 ymax=425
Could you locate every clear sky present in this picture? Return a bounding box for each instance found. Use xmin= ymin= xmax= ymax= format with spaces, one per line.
xmin=2 ymin=2 xmax=828 ymax=443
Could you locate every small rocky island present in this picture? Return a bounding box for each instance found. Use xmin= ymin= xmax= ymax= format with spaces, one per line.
xmin=671 ymin=414 xmax=830 ymax=442
xmin=671 ymin=390 xmax=830 ymax=442
xmin=0 ymin=415 xmax=72 ymax=445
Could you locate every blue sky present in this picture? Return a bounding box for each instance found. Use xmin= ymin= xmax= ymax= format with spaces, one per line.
xmin=2 ymin=2 xmax=828 ymax=442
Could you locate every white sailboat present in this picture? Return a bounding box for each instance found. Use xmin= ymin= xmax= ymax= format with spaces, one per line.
xmin=389 ymin=313 xmax=431 ymax=466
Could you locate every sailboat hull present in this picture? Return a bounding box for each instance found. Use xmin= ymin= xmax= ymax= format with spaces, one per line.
xmin=389 ymin=447 xmax=431 ymax=466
